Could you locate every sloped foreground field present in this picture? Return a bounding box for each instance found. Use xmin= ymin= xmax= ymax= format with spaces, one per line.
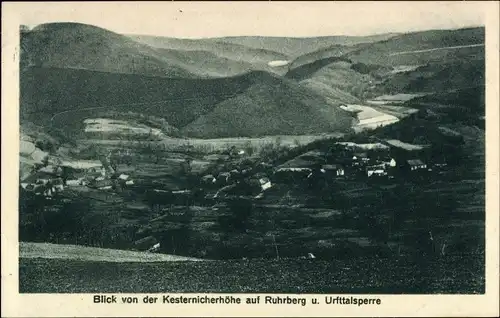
xmin=20 ymin=242 xmax=200 ymax=263
xmin=20 ymin=254 xmax=483 ymax=294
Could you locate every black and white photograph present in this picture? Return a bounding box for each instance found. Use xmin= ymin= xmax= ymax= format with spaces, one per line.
xmin=9 ymin=1 xmax=494 ymax=299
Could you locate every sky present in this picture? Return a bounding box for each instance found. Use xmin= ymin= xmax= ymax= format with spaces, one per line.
xmin=10 ymin=1 xmax=486 ymax=38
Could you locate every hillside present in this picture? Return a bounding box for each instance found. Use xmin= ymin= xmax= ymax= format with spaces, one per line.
xmin=20 ymin=67 xmax=259 ymax=128
xmin=22 ymin=22 xmax=280 ymax=78
xmin=287 ymin=44 xmax=361 ymax=70
xmin=21 ymin=67 xmax=357 ymax=138
xmin=283 ymin=27 xmax=485 ymax=101
xmin=286 ymin=59 xmax=374 ymax=102
xmin=21 ymin=22 xmax=198 ymax=78
xmin=375 ymin=59 xmax=485 ymax=95
xmin=345 ymin=27 xmax=485 ymax=66
xmin=216 ymin=33 xmax=399 ymax=57
xmin=129 ymin=35 xmax=290 ymax=75
xmin=181 ymin=72 xmax=355 ymax=138
xmin=155 ymin=48 xmax=258 ymax=77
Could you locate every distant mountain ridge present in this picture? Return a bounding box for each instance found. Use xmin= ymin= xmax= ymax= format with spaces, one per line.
xmin=207 ymin=33 xmax=400 ymax=57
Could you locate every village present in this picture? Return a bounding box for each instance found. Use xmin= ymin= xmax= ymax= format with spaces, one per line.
xmin=20 ymin=136 xmax=449 ymax=204
xmin=20 ymin=151 xmax=135 ymax=197
xmin=17 ymin=126 xmax=467 ymax=259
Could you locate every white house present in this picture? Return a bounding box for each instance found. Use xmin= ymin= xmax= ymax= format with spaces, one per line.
xmin=366 ymin=164 xmax=387 ymax=177
xmin=118 ymin=174 xmax=129 ymax=181
xmin=259 ymin=178 xmax=272 ymax=191
xmin=201 ymin=174 xmax=217 ymax=184
xmin=322 ymin=164 xmax=345 ymax=177
xmin=407 ymin=159 xmax=427 ymax=171
xmin=388 ymin=158 xmax=397 ymax=167
xmin=148 ymin=243 xmax=160 ymax=253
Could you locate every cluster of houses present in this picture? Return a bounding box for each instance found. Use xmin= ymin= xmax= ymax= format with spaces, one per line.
xmin=200 ymin=166 xmax=273 ymax=199
xmin=20 ymin=155 xmax=136 ymax=197
xmin=194 ymin=140 xmax=445 ymax=201
xmin=260 ymin=141 xmax=441 ymax=185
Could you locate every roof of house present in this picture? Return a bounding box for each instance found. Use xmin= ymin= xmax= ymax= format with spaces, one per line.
xmin=21 ymin=170 xmax=57 ymax=183
xmin=407 ymin=159 xmax=425 ymax=166
xmin=276 ymin=167 xmax=312 ymax=172
xmin=90 ymin=179 xmax=114 ymax=188
xmin=353 ymin=152 xmax=368 ymax=158
xmin=366 ymin=164 xmax=386 ymax=171
xmin=118 ymin=174 xmax=129 ymax=180
xmin=322 ymin=164 xmax=344 ymax=170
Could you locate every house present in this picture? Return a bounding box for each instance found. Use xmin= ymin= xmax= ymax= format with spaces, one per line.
xmin=434 ymin=162 xmax=448 ymax=168
xmin=88 ymin=178 xmax=114 ymax=189
xmin=386 ymin=158 xmax=397 ymax=168
xmin=230 ymin=169 xmax=242 ymax=179
xmin=322 ymin=164 xmax=345 ymax=177
xmin=39 ymin=165 xmax=63 ymax=176
xmin=201 ymin=174 xmax=216 ymax=185
xmin=148 ymin=243 xmax=160 ymax=253
xmin=134 ymin=236 xmax=158 ymax=251
xmin=352 ymin=152 xmax=370 ymax=166
xmin=366 ymin=164 xmax=387 ymax=177
xmin=21 ymin=170 xmax=55 ymax=185
xmin=217 ymin=172 xmax=231 ymax=185
xmin=118 ymin=174 xmax=129 ymax=181
xmin=258 ymin=162 xmax=274 ymax=170
xmin=259 ymin=177 xmax=272 ymax=191
xmin=275 ymin=167 xmax=312 ymax=173
xmin=241 ymin=168 xmax=253 ymax=176
xmin=52 ymin=178 xmax=65 ymax=192
xmin=20 ymin=183 xmax=34 ymax=191
xmin=407 ymin=159 xmax=427 ymax=171
xmin=66 ymin=178 xmax=85 ymax=186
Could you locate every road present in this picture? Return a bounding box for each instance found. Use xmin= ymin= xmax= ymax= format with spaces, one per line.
xmin=49 ymin=93 xmax=240 ymax=123
xmin=389 ymin=43 xmax=484 ymax=56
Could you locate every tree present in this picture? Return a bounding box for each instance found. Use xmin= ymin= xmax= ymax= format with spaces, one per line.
xmin=41 ymin=156 xmax=49 ymax=167
xmin=182 ymin=158 xmax=193 ymax=176
xmin=218 ymin=197 xmax=253 ymax=233
xmin=243 ymin=141 xmax=254 ymax=156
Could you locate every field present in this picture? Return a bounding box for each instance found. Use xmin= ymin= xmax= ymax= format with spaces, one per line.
xmin=19 ymin=253 xmax=484 ymax=293
xmin=384 ymin=139 xmax=426 ymax=151
xmin=340 ymin=104 xmax=400 ymax=131
xmin=20 ymin=242 xmax=200 ymax=262
xmin=80 ymin=133 xmax=344 ymax=153
xmin=83 ymin=118 xmax=164 ymax=137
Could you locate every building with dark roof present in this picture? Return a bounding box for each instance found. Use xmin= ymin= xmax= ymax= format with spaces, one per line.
xmin=406 ymin=159 xmax=427 ymax=171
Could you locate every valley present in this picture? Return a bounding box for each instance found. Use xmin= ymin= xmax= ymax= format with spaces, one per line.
xmin=18 ymin=22 xmax=485 ymax=293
